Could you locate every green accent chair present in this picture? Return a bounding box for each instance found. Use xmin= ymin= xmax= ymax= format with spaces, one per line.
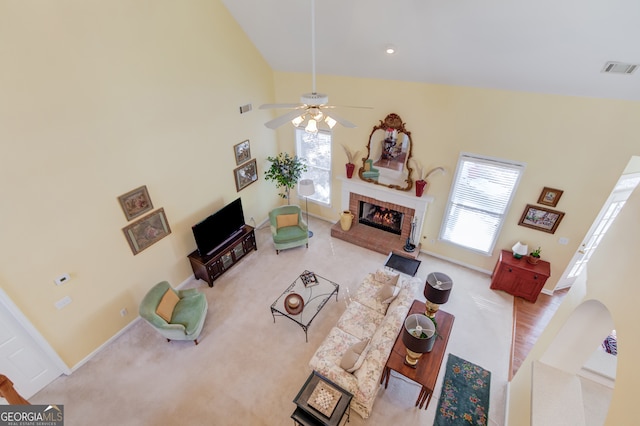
xmin=269 ymin=205 xmax=309 ymax=254
xmin=362 ymin=159 xmax=380 ymax=181
xmin=139 ymin=281 xmax=208 ymax=345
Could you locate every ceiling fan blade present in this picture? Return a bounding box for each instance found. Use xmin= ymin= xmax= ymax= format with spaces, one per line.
xmin=264 ymin=109 xmax=307 ymax=129
xmin=259 ymin=103 xmax=304 ymax=110
xmin=325 ymin=111 xmax=357 ymax=128
xmin=323 ymin=105 xmax=373 ymax=110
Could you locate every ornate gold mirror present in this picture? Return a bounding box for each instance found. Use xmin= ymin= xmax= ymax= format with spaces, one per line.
xmin=358 ymin=113 xmax=413 ymax=191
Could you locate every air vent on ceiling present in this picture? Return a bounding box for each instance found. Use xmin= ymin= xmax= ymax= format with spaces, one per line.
xmin=601 ymin=61 xmax=638 ymax=75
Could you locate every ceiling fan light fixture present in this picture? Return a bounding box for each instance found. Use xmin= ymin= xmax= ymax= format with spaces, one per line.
xmin=291 ymin=115 xmax=305 ymax=127
xmin=325 ymin=116 xmax=337 ymax=129
xmin=305 ymin=119 xmax=318 ymax=134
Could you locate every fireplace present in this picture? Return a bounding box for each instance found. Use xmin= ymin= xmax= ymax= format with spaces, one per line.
xmin=331 ymin=177 xmax=433 ymax=258
xmin=359 ymin=201 xmax=403 ymax=235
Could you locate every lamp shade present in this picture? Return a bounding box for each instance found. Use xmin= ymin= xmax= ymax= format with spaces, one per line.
xmin=298 ymin=179 xmax=315 ymax=197
xmin=401 ymin=314 xmax=436 ymax=354
xmin=424 ymin=272 xmax=453 ymax=304
xmin=512 ymin=241 xmax=528 ymax=257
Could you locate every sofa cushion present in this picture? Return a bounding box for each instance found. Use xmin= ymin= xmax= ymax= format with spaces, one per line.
xmin=276 ymin=213 xmax=298 ymax=229
xmin=374 ymin=269 xmax=399 ymax=286
xmin=352 ymin=274 xmax=390 ymax=316
xmin=336 ymin=301 xmax=384 ymax=341
xmin=340 ymin=338 xmax=370 ymax=373
xmin=156 ymin=288 xmax=179 ymax=322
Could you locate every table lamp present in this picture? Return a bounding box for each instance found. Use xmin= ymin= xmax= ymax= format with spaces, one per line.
xmin=298 ymin=179 xmax=315 ymax=237
xmin=401 ymin=314 xmax=436 ymax=367
xmin=424 ymin=272 xmax=453 ymax=318
xmin=511 ymin=241 xmax=528 ymax=259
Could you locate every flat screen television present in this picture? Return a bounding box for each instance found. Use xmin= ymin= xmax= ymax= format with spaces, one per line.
xmin=192 ymin=198 xmax=245 ymax=256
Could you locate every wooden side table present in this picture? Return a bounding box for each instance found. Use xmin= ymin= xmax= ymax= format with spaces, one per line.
xmin=292 ymin=371 xmax=353 ymax=426
xmin=380 ymin=300 xmax=455 ymax=410
xmin=490 ymin=249 xmax=551 ymax=302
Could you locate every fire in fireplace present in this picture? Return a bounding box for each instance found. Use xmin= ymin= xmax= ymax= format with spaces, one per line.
xmin=359 ymin=201 xmax=404 ymax=235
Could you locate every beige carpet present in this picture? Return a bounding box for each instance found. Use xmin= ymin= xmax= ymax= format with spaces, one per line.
xmin=32 ymin=217 xmax=514 ymax=425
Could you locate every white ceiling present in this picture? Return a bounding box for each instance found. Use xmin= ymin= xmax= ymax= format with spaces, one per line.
xmin=221 ymin=0 xmax=640 ymax=101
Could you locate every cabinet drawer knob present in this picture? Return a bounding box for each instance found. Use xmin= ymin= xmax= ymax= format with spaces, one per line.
xmin=533 ymin=275 xmax=538 ymax=280
xmin=508 ymin=268 xmax=512 ymax=273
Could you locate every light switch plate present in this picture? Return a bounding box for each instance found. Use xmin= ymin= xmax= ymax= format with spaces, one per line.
xmin=55 ymin=296 xmax=72 ymax=310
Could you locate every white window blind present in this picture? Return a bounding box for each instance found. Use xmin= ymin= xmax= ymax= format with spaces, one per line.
xmin=295 ymin=129 xmax=332 ymax=206
xmin=439 ymin=153 xmax=525 ymax=255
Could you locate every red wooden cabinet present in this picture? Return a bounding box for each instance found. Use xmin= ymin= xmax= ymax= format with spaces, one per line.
xmin=490 ymin=250 xmax=550 ymax=303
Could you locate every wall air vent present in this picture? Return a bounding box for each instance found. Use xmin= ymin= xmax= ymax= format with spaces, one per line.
xmin=601 ymin=61 xmax=638 ymax=75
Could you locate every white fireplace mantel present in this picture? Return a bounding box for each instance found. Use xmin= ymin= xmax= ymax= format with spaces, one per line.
xmin=338 ymin=176 xmax=434 ymax=243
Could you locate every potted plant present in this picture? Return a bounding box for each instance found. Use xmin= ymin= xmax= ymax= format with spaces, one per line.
xmin=341 ymin=144 xmax=360 ymax=179
xmin=264 ymin=153 xmax=307 ymax=204
xmin=528 ymin=246 xmax=542 ymax=265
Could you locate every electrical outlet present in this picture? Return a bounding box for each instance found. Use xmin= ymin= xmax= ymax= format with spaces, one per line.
xmin=120 ymin=308 xmax=128 ymax=317
xmin=54 ymin=273 xmax=70 ymax=286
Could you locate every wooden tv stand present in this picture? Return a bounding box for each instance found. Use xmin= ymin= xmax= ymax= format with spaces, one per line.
xmin=187 ymin=225 xmax=256 ymax=287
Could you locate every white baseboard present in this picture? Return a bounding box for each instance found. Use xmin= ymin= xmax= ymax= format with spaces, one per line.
xmin=71 ymin=275 xmax=195 ymax=372
xmin=420 ymin=249 xmax=493 ymax=276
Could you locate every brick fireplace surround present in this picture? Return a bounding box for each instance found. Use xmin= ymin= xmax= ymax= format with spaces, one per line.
xmin=331 ymin=177 xmax=433 ymax=259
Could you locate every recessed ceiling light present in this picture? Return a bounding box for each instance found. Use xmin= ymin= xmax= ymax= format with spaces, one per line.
xmin=385 ymin=45 xmax=396 ymax=55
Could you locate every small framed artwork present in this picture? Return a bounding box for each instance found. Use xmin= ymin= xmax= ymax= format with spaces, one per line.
xmin=234 ymin=139 xmax=251 ymax=165
xmin=122 ymin=208 xmax=172 ymax=255
xmin=537 ymin=187 xmax=563 ymax=207
xmin=118 ymin=185 xmax=153 ymax=221
xmin=518 ymin=204 xmax=565 ymax=234
xmin=234 ymin=159 xmax=258 ymax=192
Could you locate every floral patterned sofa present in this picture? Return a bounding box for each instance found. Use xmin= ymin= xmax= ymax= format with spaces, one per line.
xmin=308 ymin=269 xmax=420 ymax=419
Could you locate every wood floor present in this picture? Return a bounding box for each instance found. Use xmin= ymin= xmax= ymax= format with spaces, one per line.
xmin=510 ymin=288 xmax=570 ymax=379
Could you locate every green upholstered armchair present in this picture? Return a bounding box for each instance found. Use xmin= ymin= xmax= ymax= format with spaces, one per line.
xmin=269 ymin=205 xmax=309 ymax=254
xmin=362 ymin=159 xmax=380 ymax=181
xmin=139 ymin=281 xmax=208 ymax=345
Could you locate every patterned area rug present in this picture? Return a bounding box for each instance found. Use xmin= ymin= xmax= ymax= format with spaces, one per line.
xmin=434 ymin=354 xmax=491 ymax=426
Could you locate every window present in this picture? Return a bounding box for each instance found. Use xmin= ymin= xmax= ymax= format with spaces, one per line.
xmin=439 ymin=153 xmax=525 ymax=255
xmin=295 ymin=129 xmax=332 ymax=206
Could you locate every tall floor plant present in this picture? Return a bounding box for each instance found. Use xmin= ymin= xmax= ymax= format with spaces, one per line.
xmin=264 ymin=153 xmax=307 ymax=204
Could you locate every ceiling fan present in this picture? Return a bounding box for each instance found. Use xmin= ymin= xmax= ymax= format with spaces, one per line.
xmin=260 ymin=0 xmax=365 ymax=133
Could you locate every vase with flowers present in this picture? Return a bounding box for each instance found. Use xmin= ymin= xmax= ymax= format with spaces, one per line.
xmin=341 ymin=144 xmax=360 ymax=179
xmin=409 ymin=159 xmax=445 ymax=197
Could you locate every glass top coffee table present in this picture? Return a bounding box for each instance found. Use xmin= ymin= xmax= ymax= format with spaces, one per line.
xmin=271 ymin=271 xmax=339 ymax=342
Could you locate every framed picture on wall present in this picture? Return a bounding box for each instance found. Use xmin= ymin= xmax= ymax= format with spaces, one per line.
xmin=537 ymin=187 xmax=563 ymax=207
xmin=518 ymin=204 xmax=565 ymax=234
xmin=122 ymin=208 xmax=172 ymax=255
xmin=118 ymin=185 xmax=154 ymax=221
xmin=234 ymin=139 xmax=251 ymax=165
xmin=234 ymin=159 xmax=258 ymax=192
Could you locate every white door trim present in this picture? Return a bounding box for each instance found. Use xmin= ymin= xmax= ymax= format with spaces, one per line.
xmin=0 ymin=288 xmax=70 ymax=376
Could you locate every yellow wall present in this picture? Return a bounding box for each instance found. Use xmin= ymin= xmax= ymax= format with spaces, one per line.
xmin=2 ymin=11 xmax=639 ymax=424
xmin=507 ymin=184 xmax=640 ymax=425
xmin=273 ymin=72 xmax=640 ymax=283
xmin=0 ymin=0 xmax=280 ymax=367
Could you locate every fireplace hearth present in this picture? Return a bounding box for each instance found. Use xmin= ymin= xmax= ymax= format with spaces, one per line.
xmin=332 ymin=177 xmax=434 ymax=258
